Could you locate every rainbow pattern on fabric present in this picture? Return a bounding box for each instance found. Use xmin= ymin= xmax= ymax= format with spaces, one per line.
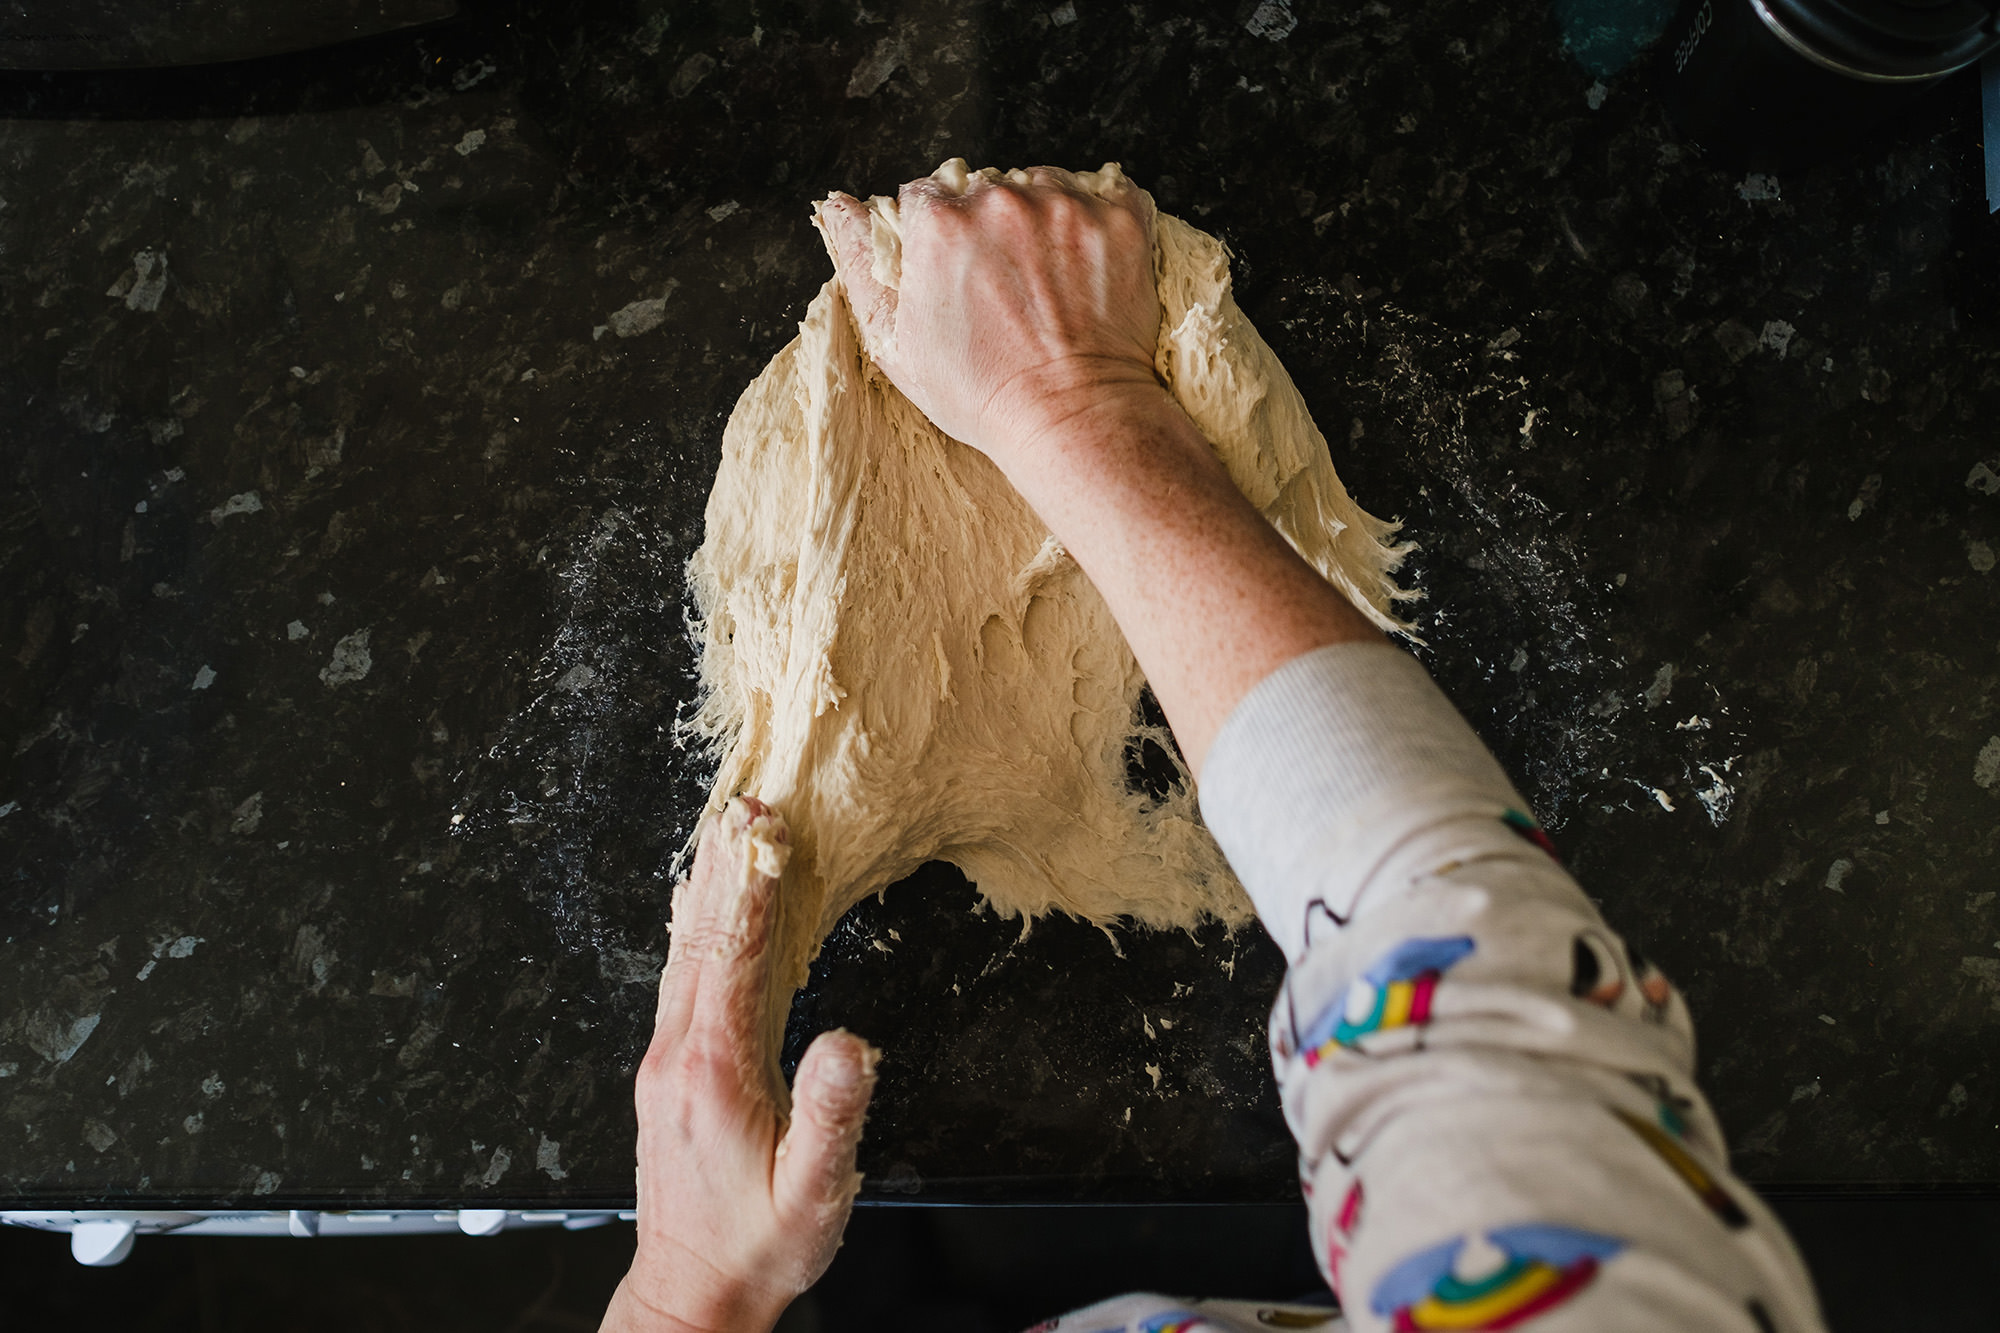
xmin=1371 ymin=1225 xmax=1623 ymax=1331
xmin=1136 ymin=1314 xmax=1207 ymax=1333
xmin=1299 ymin=936 xmax=1475 ymax=1065
xmin=1500 ymin=808 xmax=1559 ymax=859
xmin=1082 ymin=1310 xmax=1208 ymax=1333
xmin=1504 ymin=804 xmax=1560 ymax=856
xmin=1614 ymin=1106 xmax=1749 ymax=1229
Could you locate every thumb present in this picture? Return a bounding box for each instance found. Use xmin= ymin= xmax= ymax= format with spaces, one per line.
xmin=813 ymin=192 xmax=900 ymax=364
xmin=773 ymin=1029 xmax=879 ymax=1226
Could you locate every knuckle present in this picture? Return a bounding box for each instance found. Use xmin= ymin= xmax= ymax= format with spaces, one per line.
xmin=682 ymin=1031 xmax=752 ymax=1090
xmin=681 ymin=917 xmax=765 ymax=964
xmin=635 ymin=1052 xmax=664 ymax=1089
xmin=636 ymin=1038 xmax=726 ymax=1100
xmin=634 ymin=1040 xmax=683 ymax=1090
xmin=984 ymin=183 xmax=1034 ymax=217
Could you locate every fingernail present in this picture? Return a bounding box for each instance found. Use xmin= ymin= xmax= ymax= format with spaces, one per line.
xmin=820 ymin=1030 xmax=879 ymax=1089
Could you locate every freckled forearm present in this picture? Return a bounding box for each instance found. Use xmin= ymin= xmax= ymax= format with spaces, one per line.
xmin=996 ymin=386 xmax=1380 ymax=775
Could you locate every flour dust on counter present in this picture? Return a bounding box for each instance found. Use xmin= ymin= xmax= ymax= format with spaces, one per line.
xmin=446 ymin=494 xmax=706 ymax=983
xmin=685 ymin=160 xmax=1412 ymax=1083
xmin=1349 ymin=304 xmax=1628 ymax=821
xmin=1266 ymin=286 xmax=1750 ymax=837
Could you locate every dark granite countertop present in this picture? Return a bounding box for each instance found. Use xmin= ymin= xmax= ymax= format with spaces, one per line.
xmin=3 ymin=0 xmax=1998 ymax=1209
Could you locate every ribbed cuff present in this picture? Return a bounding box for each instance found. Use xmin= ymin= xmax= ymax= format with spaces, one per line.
xmin=1198 ymin=642 xmax=1525 ymax=951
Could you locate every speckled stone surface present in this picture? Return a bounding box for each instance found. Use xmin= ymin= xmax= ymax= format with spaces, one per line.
xmin=2 ymin=0 xmax=1998 ymax=1208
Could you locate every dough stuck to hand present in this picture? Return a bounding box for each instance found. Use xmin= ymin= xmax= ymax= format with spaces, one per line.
xmin=685 ymin=160 xmax=1411 ymax=1081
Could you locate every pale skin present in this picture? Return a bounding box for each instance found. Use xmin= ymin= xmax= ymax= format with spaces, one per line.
xmin=604 ymin=165 xmax=1381 ymax=1332
xmin=600 ymin=797 xmax=879 ymax=1333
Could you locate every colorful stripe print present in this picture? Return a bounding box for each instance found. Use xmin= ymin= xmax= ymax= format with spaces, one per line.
xmin=1500 ymin=808 xmax=1559 ymax=859
xmin=1371 ymin=1224 xmax=1623 ymax=1331
xmin=1137 ymin=1314 xmax=1207 ymax=1333
xmin=1613 ymin=1106 xmax=1749 ymax=1229
xmin=1299 ymin=936 xmax=1475 ymax=1065
xmin=1080 ymin=1310 xmax=1208 ymax=1333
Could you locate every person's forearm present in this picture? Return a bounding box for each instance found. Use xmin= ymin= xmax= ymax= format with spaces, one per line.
xmin=1003 ymin=384 xmax=1380 ymax=774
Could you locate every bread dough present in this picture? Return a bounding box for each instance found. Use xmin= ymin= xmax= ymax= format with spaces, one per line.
xmin=685 ymin=161 xmax=1410 ymax=1067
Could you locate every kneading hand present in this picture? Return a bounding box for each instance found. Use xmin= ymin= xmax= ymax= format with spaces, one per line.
xmin=814 ymin=163 xmax=1380 ymax=772
xmin=817 ymin=162 xmax=1166 ymax=482
xmin=602 ymin=797 xmax=879 ymax=1333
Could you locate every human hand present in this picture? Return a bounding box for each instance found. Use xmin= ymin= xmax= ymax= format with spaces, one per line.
xmin=601 ymin=797 xmax=879 ymax=1333
xmin=816 ymin=160 xmax=1167 ymax=481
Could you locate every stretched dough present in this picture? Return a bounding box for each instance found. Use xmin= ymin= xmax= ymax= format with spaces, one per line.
xmin=685 ymin=161 xmax=1410 ymax=1071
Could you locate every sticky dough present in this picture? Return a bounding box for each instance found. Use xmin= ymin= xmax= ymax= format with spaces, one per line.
xmin=686 ymin=160 xmax=1410 ymax=1069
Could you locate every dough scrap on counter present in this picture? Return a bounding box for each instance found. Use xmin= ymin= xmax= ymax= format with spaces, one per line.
xmin=684 ymin=160 xmax=1411 ymax=1070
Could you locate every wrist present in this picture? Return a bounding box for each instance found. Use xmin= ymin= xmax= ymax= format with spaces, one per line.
xmin=605 ymin=1267 xmax=786 ymax=1333
xmin=987 ymin=379 xmax=1202 ymax=497
xmin=1000 ymin=383 xmax=1224 ymax=532
xmin=976 ymin=364 xmax=1172 ymax=459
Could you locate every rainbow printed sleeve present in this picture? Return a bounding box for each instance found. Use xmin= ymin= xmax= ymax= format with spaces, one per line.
xmin=1188 ymin=642 xmax=1829 ymax=1333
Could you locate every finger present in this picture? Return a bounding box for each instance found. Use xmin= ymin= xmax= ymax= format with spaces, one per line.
xmin=773 ymin=1029 xmax=879 ymax=1227
xmin=654 ymin=877 xmax=686 ymax=1034
xmin=684 ymin=797 xmax=787 ymax=1075
xmin=917 ymin=159 xmax=1005 ymax=199
xmin=1098 ymin=166 xmax=1156 ymax=245
xmin=657 ymin=797 xmax=786 ymax=1062
xmin=1086 ymin=161 xmax=1141 ymax=201
xmin=1018 ymin=164 xmax=1087 ymax=197
xmin=815 ymin=192 xmax=900 ymax=361
xmin=811 ymin=191 xmax=868 ymax=272
xmin=652 ymin=813 xmax=720 ymax=1045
